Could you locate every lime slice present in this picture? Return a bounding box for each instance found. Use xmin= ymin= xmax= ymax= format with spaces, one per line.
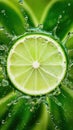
xmin=7 ymin=33 xmax=67 ymax=95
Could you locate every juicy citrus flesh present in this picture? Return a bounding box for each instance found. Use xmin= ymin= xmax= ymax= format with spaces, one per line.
xmin=7 ymin=34 xmax=67 ymax=95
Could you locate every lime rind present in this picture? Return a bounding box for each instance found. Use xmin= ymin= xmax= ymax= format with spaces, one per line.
xmin=7 ymin=33 xmax=67 ymax=96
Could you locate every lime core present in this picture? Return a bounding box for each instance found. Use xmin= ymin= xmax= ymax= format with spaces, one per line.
xmin=32 ymin=61 xmax=40 ymax=69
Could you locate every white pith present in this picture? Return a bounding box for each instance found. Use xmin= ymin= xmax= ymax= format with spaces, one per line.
xmin=32 ymin=61 xmax=40 ymax=69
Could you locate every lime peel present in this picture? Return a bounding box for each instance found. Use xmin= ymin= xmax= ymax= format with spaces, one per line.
xmin=7 ymin=33 xmax=67 ymax=96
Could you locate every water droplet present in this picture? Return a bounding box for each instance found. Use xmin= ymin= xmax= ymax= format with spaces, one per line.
xmin=7 ymin=100 xmax=14 ymax=106
xmin=37 ymin=24 xmax=43 ymax=30
xmin=53 ymin=14 xmax=63 ymax=37
xmin=7 ymin=103 xmax=11 ymax=106
xmin=62 ymin=32 xmax=73 ymax=45
xmin=1 ymin=10 xmax=6 ymax=15
xmin=59 ymin=15 xmax=62 ymax=19
xmin=13 ymin=101 xmax=17 ymax=105
xmin=68 ymin=3 xmax=71 ymax=6
xmin=52 ymin=87 xmax=61 ymax=96
xmin=25 ymin=24 xmax=29 ymax=30
xmin=12 ymin=35 xmax=18 ymax=41
xmin=0 ymin=26 xmax=4 ymax=31
xmin=30 ymin=107 xmax=34 ymax=112
xmin=5 ymin=32 xmax=13 ymax=39
xmin=1 ymin=120 xmax=5 ymax=124
xmin=63 ymin=10 xmax=65 ymax=14
xmin=25 ymin=16 xmax=28 ymax=21
xmin=24 ymin=16 xmax=29 ymax=30
xmin=1 ymin=57 xmax=6 ymax=65
xmin=0 ymin=66 xmax=2 ymax=71
xmin=44 ymin=100 xmax=49 ymax=111
xmin=18 ymin=0 xmax=23 ymax=4
xmin=55 ymin=126 xmax=59 ymax=130
xmin=22 ymin=95 xmax=31 ymax=99
xmin=0 ymin=45 xmax=5 ymax=51
xmin=57 ymin=15 xmax=62 ymax=24
xmin=8 ymin=113 xmax=11 ymax=117
xmin=52 ymin=26 xmax=58 ymax=38
xmin=2 ymin=79 xmax=9 ymax=87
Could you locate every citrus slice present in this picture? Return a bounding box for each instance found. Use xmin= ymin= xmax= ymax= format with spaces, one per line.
xmin=7 ymin=33 xmax=67 ymax=95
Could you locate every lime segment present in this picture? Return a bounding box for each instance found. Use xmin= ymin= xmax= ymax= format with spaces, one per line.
xmin=7 ymin=34 xmax=67 ymax=95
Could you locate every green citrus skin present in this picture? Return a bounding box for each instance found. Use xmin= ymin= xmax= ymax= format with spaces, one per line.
xmin=7 ymin=33 xmax=67 ymax=96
